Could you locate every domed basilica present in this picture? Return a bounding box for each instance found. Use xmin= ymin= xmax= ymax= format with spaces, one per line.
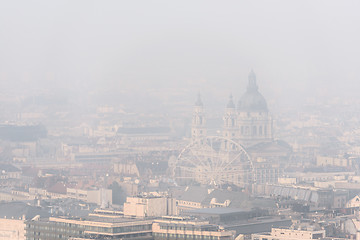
xmin=190 ymin=71 xmax=292 ymax=185
xmin=192 ymin=70 xmax=273 ymax=148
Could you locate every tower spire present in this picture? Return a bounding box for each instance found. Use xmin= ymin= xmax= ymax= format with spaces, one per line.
xmin=226 ymin=94 xmax=235 ymax=108
xmin=192 ymin=93 xmax=206 ymax=141
xmin=223 ymin=94 xmax=237 ymax=141
xmin=195 ymin=92 xmax=203 ymax=106
xmin=247 ymin=69 xmax=258 ymax=92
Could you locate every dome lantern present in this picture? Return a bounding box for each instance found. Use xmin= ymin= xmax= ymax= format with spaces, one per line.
xmin=237 ymin=70 xmax=268 ymax=112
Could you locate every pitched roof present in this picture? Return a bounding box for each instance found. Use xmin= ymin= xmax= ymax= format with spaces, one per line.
xmin=0 ymin=202 xmax=49 ymax=220
xmin=0 ymin=163 xmax=21 ymax=172
xmin=173 ymin=186 xmax=276 ymax=210
xmin=174 ymin=186 xmax=209 ymax=203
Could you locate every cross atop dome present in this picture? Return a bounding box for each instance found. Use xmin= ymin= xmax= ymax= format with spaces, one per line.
xmin=226 ymin=94 xmax=235 ymax=108
xmin=247 ymin=69 xmax=259 ymax=92
xmin=195 ymin=92 xmax=203 ymax=107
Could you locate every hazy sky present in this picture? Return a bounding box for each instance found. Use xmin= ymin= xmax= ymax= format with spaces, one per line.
xmin=1 ymin=0 xmax=360 ymax=110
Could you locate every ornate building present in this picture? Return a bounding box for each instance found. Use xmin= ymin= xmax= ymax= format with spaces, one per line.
xmin=186 ymin=71 xmax=292 ymax=186
xmin=222 ymin=70 xmax=273 ymax=147
xmin=191 ymin=93 xmax=206 ymax=142
xmin=236 ymin=70 xmax=273 ymax=147
xmin=192 ymin=70 xmax=273 ymax=148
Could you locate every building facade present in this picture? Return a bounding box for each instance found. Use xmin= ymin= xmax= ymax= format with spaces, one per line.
xmin=26 ymin=215 xmax=153 ymax=240
xmin=0 ymin=218 xmax=25 ymax=240
xmin=124 ymin=196 xmax=177 ymax=218
xmin=153 ymin=217 xmax=235 ymax=240
xmin=252 ymin=227 xmax=325 ymax=240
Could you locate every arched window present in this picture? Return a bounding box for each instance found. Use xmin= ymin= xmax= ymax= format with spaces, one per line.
xmin=245 ymin=126 xmax=249 ymax=135
xmin=252 ymin=126 xmax=257 ymax=136
xmin=264 ymin=126 xmax=267 ymax=136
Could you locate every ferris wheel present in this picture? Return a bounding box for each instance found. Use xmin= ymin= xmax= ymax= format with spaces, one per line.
xmin=173 ymin=136 xmax=255 ymax=187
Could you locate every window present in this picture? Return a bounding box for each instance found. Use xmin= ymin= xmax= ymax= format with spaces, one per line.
xmin=245 ymin=126 xmax=249 ymax=135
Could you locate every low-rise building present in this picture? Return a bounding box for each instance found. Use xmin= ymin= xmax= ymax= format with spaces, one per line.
xmin=0 ymin=202 xmax=50 ymax=240
xmin=26 ymin=215 xmax=153 ymax=240
xmin=252 ymin=227 xmax=325 ymax=240
xmin=124 ymin=196 xmax=177 ymax=217
xmin=316 ymin=156 xmax=352 ymax=168
xmin=153 ymin=216 xmax=235 ymax=240
xmin=0 ymin=163 xmax=21 ymax=180
xmin=347 ymin=195 xmax=360 ymax=208
xmin=67 ymin=187 xmax=112 ymax=206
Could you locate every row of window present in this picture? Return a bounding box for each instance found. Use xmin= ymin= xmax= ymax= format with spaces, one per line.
xmin=154 ymin=232 xmax=220 ymax=240
xmin=87 ymin=224 xmax=152 ymax=234
xmin=26 ymin=222 xmax=151 ymax=237
xmin=159 ymin=225 xmax=208 ymax=231
xmin=223 ymin=126 xmax=269 ymax=137
xmin=240 ymin=125 xmax=268 ymax=136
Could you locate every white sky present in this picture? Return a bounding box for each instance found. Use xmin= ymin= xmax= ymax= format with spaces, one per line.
xmin=0 ymin=0 xmax=359 ymax=110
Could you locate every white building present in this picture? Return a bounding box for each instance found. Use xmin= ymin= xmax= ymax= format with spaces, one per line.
xmin=124 ymin=196 xmax=177 ymax=217
xmin=67 ymin=188 xmax=112 ymax=206
xmin=347 ymin=195 xmax=360 ymax=208
xmin=252 ymin=227 xmax=325 ymax=240
xmin=0 ymin=218 xmax=25 ymax=240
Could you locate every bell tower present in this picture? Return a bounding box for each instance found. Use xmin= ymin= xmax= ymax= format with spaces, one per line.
xmin=223 ymin=94 xmax=237 ymax=140
xmin=191 ymin=93 xmax=206 ymax=142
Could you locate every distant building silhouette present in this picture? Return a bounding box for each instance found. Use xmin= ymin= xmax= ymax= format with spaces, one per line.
xmin=186 ymin=71 xmax=292 ymax=185
xmin=191 ymin=93 xmax=206 ymax=142
xmin=192 ymin=70 xmax=273 ymax=147
xmin=234 ymin=70 xmax=273 ymax=147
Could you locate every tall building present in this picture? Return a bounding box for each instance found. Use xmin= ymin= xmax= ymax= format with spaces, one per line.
xmin=191 ymin=93 xmax=206 ymax=142
xmin=223 ymin=94 xmax=237 ymax=142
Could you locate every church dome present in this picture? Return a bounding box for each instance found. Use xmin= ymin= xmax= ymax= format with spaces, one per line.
xmin=237 ymin=71 xmax=268 ymax=112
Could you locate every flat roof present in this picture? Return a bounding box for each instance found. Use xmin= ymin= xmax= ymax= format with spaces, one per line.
xmin=48 ymin=216 xmax=154 ymax=225
xmin=184 ymin=208 xmax=247 ymax=215
xmin=85 ymin=215 xmax=153 ymax=223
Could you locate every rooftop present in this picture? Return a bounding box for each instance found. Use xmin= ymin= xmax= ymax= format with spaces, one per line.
xmin=184 ymin=207 xmax=247 ymax=215
xmin=49 ymin=215 xmax=154 ymax=225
